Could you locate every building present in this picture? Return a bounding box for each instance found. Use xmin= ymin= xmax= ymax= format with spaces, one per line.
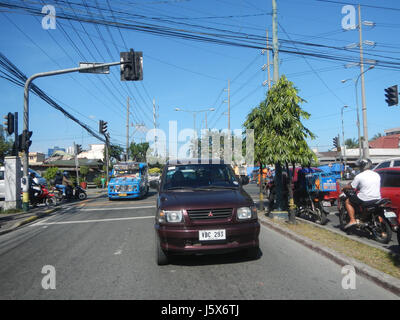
xmin=48 ymin=146 xmax=66 ymax=157
xmin=384 ymin=127 xmax=400 ymax=136
xmin=77 ymin=144 xmax=105 ymax=161
xmin=28 ymin=152 xmax=45 ymax=165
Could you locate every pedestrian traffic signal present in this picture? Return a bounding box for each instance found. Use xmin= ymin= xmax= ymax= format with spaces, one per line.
xmin=120 ymin=49 xmax=143 ymax=81
xmin=384 ymin=85 xmax=398 ymax=106
xmin=3 ymin=112 xmax=14 ymax=135
xmin=18 ymin=130 xmax=32 ymax=151
xmin=99 ymin=120 xmax=108 ymax=134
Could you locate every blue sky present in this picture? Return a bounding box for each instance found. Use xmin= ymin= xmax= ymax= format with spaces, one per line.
xmin=1 ymin=0 xmax=400 ymax=156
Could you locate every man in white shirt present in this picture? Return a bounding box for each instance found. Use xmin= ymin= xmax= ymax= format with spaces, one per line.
xmin=342 ymin=159 xmax=381 ymax=229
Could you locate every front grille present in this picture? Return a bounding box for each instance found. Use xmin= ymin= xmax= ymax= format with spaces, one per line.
xmin=187 ymin=208 xmax=233 ymax=220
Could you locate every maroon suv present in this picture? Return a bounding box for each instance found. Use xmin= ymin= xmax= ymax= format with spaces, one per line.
xmin=152 ymin=160 xmax=260 ymax=265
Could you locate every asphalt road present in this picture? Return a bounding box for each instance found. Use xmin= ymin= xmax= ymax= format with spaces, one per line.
xmin=0 ymin=187 xmax=398 ymax=299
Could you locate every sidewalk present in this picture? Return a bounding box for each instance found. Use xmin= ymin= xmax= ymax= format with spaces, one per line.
xmin=0 ymin=187 xmax=107 ymax=236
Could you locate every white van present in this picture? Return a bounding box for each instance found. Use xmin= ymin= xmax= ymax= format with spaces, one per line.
xmin=0 ymin=167 xmax=47 ymax=199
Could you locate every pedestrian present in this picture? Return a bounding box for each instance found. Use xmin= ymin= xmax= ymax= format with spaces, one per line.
xmin=101 ymin=176 xmax=106 ymax=189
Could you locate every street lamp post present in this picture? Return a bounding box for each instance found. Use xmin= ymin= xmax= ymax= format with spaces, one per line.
xmin=174 ymin=108 xmax=215 ymax=134
xmin=341 ymin=105 xmax=348 ymax=177
xmin=341 ymin=65 xmax=374 ymax=160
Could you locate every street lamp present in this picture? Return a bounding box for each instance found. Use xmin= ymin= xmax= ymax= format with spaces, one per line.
xmin=174 ymin=107 xmax=215 ymax=133
xmin=341 ymin=64 xmax=374 ymax=160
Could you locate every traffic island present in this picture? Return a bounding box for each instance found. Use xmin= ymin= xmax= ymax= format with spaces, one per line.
xmin=257 ymin=211 xmax=400 ymax=296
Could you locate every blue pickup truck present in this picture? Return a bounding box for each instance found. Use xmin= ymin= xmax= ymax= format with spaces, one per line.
xmin=108 ymin=162 xmax=149 ymax=200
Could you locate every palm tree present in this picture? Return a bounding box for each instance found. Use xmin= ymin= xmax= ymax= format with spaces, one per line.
xmin=345 ymin=138 xmax=359 ymax=149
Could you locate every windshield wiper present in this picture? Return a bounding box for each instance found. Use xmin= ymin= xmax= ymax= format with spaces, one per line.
xmin=194 ymin=185 xmax=238 ymax=190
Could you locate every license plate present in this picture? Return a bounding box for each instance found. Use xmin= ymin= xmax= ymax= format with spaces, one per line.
xmin=199 ymin=229 xmax=226 ymax=241
xmin=384 ymin=211 xmax=397 ymax=218
xmin=119 ymin=193 xmax=127 ymax=197
xmin=322 ymin=201 xmax=331 ymax=207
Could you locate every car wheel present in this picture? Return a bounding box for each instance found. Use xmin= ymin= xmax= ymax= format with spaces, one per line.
xmin=156 ymin=234 xmax=169 ymax=265
xmin=245 ymin=246 xmax=260 ymax=260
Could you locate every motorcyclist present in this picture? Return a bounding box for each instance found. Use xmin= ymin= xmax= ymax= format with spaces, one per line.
xmin=29 ymin=172 xmax=42 ymax=201
xmin=62 ymin=171 xmax=74 ymax=198
xmin=341 ymin=158 xmax=381 ymax=229
xmin=54 ymin=171 xmax=66 ymax=196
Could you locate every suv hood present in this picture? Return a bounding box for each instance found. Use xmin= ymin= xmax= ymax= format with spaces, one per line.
xmin=159 ymin=188 xmax=253 ymax=210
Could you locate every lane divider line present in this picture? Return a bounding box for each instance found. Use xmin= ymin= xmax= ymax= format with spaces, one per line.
xmin=37 ymin=215 xmax=154 ymax=225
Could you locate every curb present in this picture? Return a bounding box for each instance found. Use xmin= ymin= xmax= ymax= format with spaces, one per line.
xmin=0 ymin=206 xmax=60 ymax=236
xmin=258 ymin=214 xmax=400 ymax=297
xmin=295 ymin=215 xmax=399 ymax=256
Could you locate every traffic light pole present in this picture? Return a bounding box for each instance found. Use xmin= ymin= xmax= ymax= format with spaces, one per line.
xmin=22 ymin=61 xmax=123 ymax=211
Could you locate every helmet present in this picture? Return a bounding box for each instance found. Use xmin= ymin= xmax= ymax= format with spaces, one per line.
xmin=63 ymin=171 xmax=69 ymax=177
xmin=355 ymin=158 xmax=373 ymax=171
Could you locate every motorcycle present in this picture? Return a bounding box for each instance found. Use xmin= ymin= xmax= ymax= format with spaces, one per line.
xmin=338 ymin=189 xmax=397 ymax=244
xmin=30 ymin=183 xmax=57 ymax=207
xmin=295 ymin=190 xmax=329 ymax=225
xmin=54 ymin=183 xmax=87 ymax=202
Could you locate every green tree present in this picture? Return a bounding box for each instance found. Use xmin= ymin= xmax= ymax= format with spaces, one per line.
xmin=345 ymin=138 xmax=358 ymax=149
xmin=0 ymin=136 xmax=13 ymax=165
xmin=244 ymin=75 xmax=316 ymax=222
xmin=80 ymin=165 xmax=89 ymax=181
xmin=43 ymin=167 xmax=59 ymax=186
xmin=103 ymin=144 xmax=124 ymax=164
xmin=129 ymin=142 xmax=149 ymax=162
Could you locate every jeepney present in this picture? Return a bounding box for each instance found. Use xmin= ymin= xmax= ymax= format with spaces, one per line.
xmin=108 ymin=162 xmax=149 ymax=200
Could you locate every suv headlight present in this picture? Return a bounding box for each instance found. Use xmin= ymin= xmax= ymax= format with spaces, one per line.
xmin=157 ymin=210 xmax=183 ymax=223
xmin=237 ymin=206 xmax=257 ymax=220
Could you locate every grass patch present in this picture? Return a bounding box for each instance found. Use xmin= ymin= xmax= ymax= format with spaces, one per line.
xmin=0 ymin=208 xmax=23 ymax=214
xmin=261 ymin=213 xmax=400 ymax=279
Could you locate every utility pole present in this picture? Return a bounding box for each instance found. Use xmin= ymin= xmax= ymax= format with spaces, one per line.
xmin=266 ymin=29 xmax=271 ymax=89
xmin=272 ymin=0 xmax=283 ymax=213
xmin=73 ymin=141 xmax=79 ymax=184
xmin=126 ymin=96 xmax=130 ymax=161
xmin=272 ymin=0 xmax=279 ymax=83
xmin=153 ymin=98 xmax=158 ymax=158
xmin=223 ymin=80 xmax=231 ymax=131
xmin=358 ymin=4 xmax=369 ymax=159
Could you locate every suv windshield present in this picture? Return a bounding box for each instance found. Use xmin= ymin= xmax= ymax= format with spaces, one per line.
xmin=162 ymin=164 xmax=239 ymax=190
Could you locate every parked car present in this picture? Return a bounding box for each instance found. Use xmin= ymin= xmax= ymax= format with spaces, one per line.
xmin=374 ymin=167 xmax=400 ymax=232
xmin=373 ymin=157 xmax=400 ymax=170
xmin=152 ymin=159 xmax=260 ymax=265
xmin=0 ymin=167 xmax=47 ymax=199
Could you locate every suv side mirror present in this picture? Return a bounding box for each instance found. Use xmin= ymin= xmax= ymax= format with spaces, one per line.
xmin=150 ymin=180 xmax=160 ymax=191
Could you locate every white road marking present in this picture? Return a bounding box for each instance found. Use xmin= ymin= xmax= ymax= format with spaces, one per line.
xmin=114 ymin=249 xmax=122 ymax=255
xmin=79 ymin=205 xmax=156 ymax=211
xmin=37 ymin=215 xmax=154 ymax=225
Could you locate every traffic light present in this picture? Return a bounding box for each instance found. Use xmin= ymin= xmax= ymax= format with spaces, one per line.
xmin=333 ymin=136 xmax=341 ymax=152
xmin=18 ymin=130 xmax=32 ymax=151
xmin=120 ymin=49 xmax=143 ymax=81
xmin=3 ymin=112 xmax=14 ymax=135
xmin=99 ymin=120 xmax=108 ymax=134
xmin=75 ymin=144 xmax=82 ymax=155
xmin=384 ymin=85 xmax=398 ymax=106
